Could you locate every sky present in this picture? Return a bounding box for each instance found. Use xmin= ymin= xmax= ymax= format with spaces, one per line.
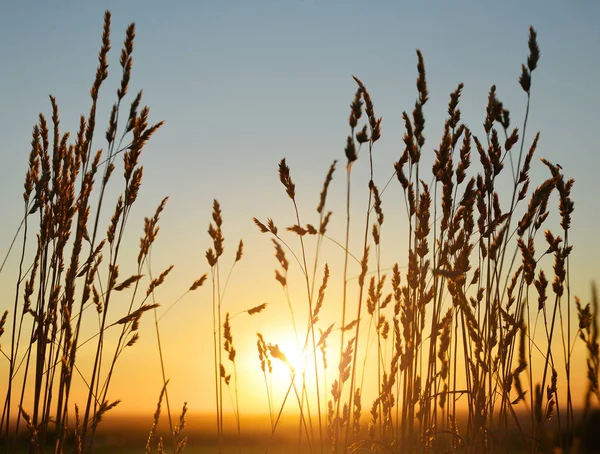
xmin=0 ymin=0 xmax=599 ymax=422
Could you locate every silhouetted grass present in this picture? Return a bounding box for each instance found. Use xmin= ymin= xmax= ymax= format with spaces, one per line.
xmin=1 ymin=10 xmax=599 ymax=454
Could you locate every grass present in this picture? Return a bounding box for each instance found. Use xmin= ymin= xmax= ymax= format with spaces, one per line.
xmin=1 ymin=9 xmax=599 ymax=454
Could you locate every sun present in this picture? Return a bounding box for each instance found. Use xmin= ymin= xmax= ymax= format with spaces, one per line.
xmin=254 ymin=328 xmax=318 ymax=394
xmin=267 ymin=331 xmax=307 ymax=376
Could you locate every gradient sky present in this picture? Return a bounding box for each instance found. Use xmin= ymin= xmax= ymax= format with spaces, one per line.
xmin=1 ymin=0 xmax=599 ymax=418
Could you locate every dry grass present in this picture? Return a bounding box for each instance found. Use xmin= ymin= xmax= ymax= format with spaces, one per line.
xmin=0 ymin=11 xmax=599 ymax=454
xmin=0 ymin=10 xmax=201 ymax=454
xmin=246 ymin=25 xmax=599 ymax=454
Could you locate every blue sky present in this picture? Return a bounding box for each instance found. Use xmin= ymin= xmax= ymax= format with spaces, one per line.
xmin=1 ymin=0 xmax=599 ymax=413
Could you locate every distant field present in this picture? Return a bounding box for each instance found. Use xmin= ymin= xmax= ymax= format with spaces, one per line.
xmin=5 ymin=410 xmax=600 ymax=453
xmin=5 ymin=413 xmax=319 ymax=453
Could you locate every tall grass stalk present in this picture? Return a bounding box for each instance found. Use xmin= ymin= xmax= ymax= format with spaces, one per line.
xmin=0 ymin=11 xmax=165 ymax=453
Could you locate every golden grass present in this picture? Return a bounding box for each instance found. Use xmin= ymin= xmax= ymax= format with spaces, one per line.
xmin=0 ymin=10 xmax=599 ymax=454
